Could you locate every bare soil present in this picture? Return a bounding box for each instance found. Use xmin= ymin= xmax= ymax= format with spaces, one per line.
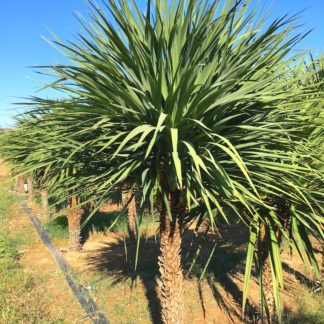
xmin=8 ymin=201 xmax=89 ymax=323
xmin=61 ymin=224 xmax=322 ymax=324
xmin=0 ymin=159 xmax=10 ymax=177
xmin=2 ymin=161 xmax=322 ymax=323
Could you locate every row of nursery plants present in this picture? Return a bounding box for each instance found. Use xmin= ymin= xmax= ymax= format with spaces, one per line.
xmin=0 ymin=1 xmax=323 ymax=323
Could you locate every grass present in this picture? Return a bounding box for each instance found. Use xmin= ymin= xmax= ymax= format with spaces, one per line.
xmin=45 ymin=214 xmax=69 ymax=241
xmin=284 ymin=288 xmax=324 ymax=324
xmin=0 ymin=177 xmax=49 ymax=323
xmin=1 ymin=174 xmax=323 ymax=324
xmin=45 ymin=208 xmax=159 ymax=243
xmin=44 ymin=211 xmax=130 ymax=242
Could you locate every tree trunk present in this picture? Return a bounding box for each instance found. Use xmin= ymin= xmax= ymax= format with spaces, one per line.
xmin=260 ymin=223 xmax=283 ymax=323
xmin=27 ymin=175 xmax=34 ymax=206
xmin=259 ymin=222 xmax=274 ymax=323
xmin=262 ymin=258 xmax=275 ymax=323
xmin=158 ymin=190 xmax=184 ymax=324
xmin=321 ymin=241 xmax=324 ymax=280
xmin=67 ymin=196 xmax=83 ymax=252
xmin=16 ymin=176 xmax=25 ymax=193
xmin=14 ymin=176 xmax=19 ymax=192
xmin=122 ymin=190 xmax=138 ymax=241
xmin=41 ymin=189 xmax=50 ymax=219
xmin=127 ymin=194 xmax=137 ymax=241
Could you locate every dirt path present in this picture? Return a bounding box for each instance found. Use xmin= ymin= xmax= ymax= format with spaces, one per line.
xmin=0 ymin=162 xmax=93 ymax=323
xmin=2 ymin=160 xmax=322 ymax=323
xmin=0 ymin=159 xmax=10 ymax=177
xmin=7 ymin=195 xmax=90 ymax=323
xmin=59 ymin=223 xmax=323 ymax=324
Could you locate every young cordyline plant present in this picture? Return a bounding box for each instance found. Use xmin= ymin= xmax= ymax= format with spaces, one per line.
xmin=0 ymin=112 xmax=103 ymax=250
xmin=0 ymin=117 xmax=39 ymax=200
xmin=1 ymin=1 xmax=323 ymax=323
xmin=242 ymin=54 xmax=324 ymax=323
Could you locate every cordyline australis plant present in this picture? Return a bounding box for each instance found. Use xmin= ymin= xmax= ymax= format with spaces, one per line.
xmin=1 ymin=1 xmax=323 ymax=323
xmin=0 ymin=113 xmax=100 ymax=250
xmin=183 ymin=53 xmax=323 ymax=322
xmin=3 ymin=110 xmax=138 ymax=249
xmin=242 ymin=55 xmax=323 ymax=323
xmin=0 ymin=117 xmax=38 ymax=201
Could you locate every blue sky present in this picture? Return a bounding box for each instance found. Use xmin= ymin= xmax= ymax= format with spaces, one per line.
xmin=1 ymin=0 xmax=323 ymax=127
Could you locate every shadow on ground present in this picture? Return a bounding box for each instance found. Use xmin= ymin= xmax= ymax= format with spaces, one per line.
xmin=45 ymin=210 xmax=125 ymax=242
xmin=83 ymin=223 xmax=264 ymax=323
xmin=46 ymin=212 xmax=322 ymax=324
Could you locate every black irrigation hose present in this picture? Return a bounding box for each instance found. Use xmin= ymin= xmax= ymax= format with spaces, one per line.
xmin=21 ymin=202 xmax=109 ymax=324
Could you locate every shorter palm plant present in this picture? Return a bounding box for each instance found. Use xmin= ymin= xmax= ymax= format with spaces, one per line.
xmin=242 ymin=54 xmax=324 ymax=322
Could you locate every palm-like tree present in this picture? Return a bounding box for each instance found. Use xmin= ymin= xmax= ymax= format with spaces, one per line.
xmin=27 ymin=1 xmax=323 ymax=322
xmin=0 ymin=112 xmax=96 ymax=250
xmin=0 ymin=119 xmax=36 ymax=198
xmin=2 ymin=1 xmax=323 ymax=323
xmin=242 ymin=54 xmax=324 ymax=322
xmin=121 ymin=187 xmax=138 ymax=241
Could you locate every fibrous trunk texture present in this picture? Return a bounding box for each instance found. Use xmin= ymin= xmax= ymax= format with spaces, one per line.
xmin=27 ymin=175 xmax=34 ymax=206
xmin=122 ymin=190 xmax=138 ymax=241
xmin=128 ymin=194 xmax=137 ymax=242
xmin=260 ymin=223 xmax=274 ymax=323
xmin=260 ymin=223 xmax=283 ymax=323
xmin=41 ymin=189 xmax=50 ymax=219
xmin=321 ymin=242 xmax=324 ymax=280
xmin=68 ymin=196 xmax=83 ymax=252
xmin=14 ymin=176 xmax=19 ymax=192
xmin=16 ymin=176 xmax=25 ymax=193
xmin=262 ymin=259 xmax=274 ymax=323
xmin=158 ymin=190 xmax=184 ymax=324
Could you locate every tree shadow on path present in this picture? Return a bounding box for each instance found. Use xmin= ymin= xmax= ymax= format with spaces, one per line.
xmin=82 ymin=222 xmax=264 ymax=323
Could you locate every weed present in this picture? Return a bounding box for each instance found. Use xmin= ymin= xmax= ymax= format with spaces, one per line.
xmin=45 ymin=215 xmax=69 ymax=241
xmin=114 ymin=303 xmax=126 ymax=316
xmin=284 ymin=289 xmax=324 ymax=324
xmin=0 ymin=178 xmax=49 ymax=323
